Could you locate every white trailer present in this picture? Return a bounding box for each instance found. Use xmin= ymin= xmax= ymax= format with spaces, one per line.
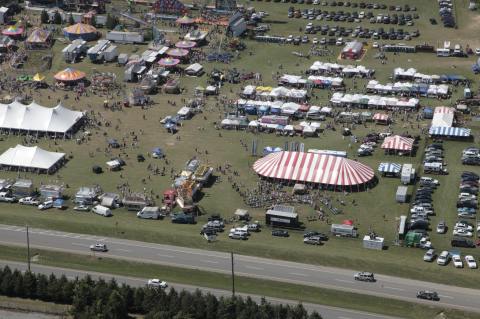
xmin=106 ymin=31 xmax=144 ymax=44
xmin=401 ymin=163 xmax=415 ymax=184
xmin=104 ymin=45 xmax=119 ymax=62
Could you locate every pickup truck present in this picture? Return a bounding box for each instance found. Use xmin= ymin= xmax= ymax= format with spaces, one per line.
xmin=0 ymin=192 xmax=16 ymax=203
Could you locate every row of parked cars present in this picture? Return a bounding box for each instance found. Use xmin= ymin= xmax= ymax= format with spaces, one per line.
xmin=424 ymin=249 xmax=478 ymax=269
xmin=304 ymin=23 xmax=418 ymax=39
xmin=439 ymin=0 xmax=455 ymax=28
xmin=290 ymin=6 xmax=418 ymax=26
xmin=461 ymin=147 xmax=480 ymax=166
xmin=292 ymin=1 xmax=416 ymax=12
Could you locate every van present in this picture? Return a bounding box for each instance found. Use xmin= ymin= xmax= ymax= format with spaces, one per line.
xmin=451 ymin=237 xmax=475 ymax=248
xmin=137 ymin=207 xmax=161 ymax=220
xmin=92 ymin=205 xmax=112 ymax=217
xmin=0 ymin=192 xmax=15 ymax=203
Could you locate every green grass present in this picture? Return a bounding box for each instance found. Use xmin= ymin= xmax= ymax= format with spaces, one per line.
xmin=0 ymin=295 xmax=69 ymax=317
xmin=0 ymin=244 xmax=477 ymax=319
xmin=1 ymin=0 xmax=478 ymax=293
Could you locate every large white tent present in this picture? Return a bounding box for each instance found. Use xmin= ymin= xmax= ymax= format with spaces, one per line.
xmin=0 ymin=100 xmax=84 ymax=136
xmin=0 ymin=145 xmax=65 ymax=173
xmin=431 ymin=106 xmax=454 ymax=128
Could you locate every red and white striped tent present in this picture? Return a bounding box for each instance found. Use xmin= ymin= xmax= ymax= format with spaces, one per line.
xmin=253 ymin=151 xmax=374 ymax=187
xmin=373 ymin=113 xmax=389 ymax=123
xmin=434 ymin=106 xmax=454 ymax=114
xmin=381 ymin=135 xmax=414 ymax=151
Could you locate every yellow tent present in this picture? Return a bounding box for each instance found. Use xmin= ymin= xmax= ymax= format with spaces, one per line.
xmin=32 ymin=73 xmax=45 ymax=82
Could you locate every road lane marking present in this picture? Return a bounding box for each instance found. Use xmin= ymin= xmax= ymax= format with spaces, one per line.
xmin=289 ymin=272 xmax=307 ymax=277
xmin=384 ymin=286 xmax=405 ymax=291
xmin=244 ymin=265 xmax=264 ymax=270
xmin=157 ymin=254 xmax=174 ymax=258
xmin=338 ymin=316 xmax=352 ymax=319
xmin=115 ymin=248 xmax=131 ymax=252
xmin=200 ymin=260 xmax=219 ymax=264
xmin=439 ymin=295 xmax=454 ymax=299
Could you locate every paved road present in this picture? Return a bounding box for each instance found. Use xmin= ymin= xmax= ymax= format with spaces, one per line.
xmin=0 ymin=260 xmax=400 ymax=319
xmin=0 ymin=224 xmax=478 ymax=313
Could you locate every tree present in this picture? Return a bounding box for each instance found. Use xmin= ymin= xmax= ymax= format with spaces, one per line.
xmin=0 ymin=267 xmax=14 ymax=297
xmin=71 ymin=280 xmax=94 ymax=315
xmin=35 ymin=274 xmax=49 ymax=301
xmin=132 ymin=287 xmax=145 ymax=314
xmin=12 ymin=269 xmax=25 ymax=298
xmin=53 ymin=11 xmax=62 ymax=25
xmin=68 ymin=13 xmax=75 ymax=26
xmin=40 ymin=10 xmax=49 ymax=24
xmin=104 ymin=290 xmax=128 ymax=319
xmin=22 ymin=271 xmax=37 ymax=299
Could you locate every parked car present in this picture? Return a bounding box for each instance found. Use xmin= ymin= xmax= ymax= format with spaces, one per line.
xmin=19 ymin=197 xmax=40 ymax=206
xmin=229 ymin=231 xmax=248 ymax=240
xmin=89 ymin=243 xmax=108 ymax=252
xmin=423 ymin=249 xmax=436 ymax=262
xmin=437 ymin=251 xmax=450 ymax=265
xmin=147 ymin=279 xmax=168 ymax=289
xmin=38 ymin=200 xmax=54 ymax=210
xmin=452 ymin=255 xmax=463 ymax=268
xmin=74 ymin=204 xmax=91 ymax=212
xmin=465 ymin=255 xmax=477 ymax=269
xmin=436 ymin=221 xmax=446 ymax=234
xmin=304 ymin=236 xmax=322 ymax=245
xmin=453 ymin=229 xmax=473 ymax=237
xmin=354 ymin=272 xmax=375 ymax=282
xmin=416 ymin=290 xmax=439 ymax=301
xmin=272 ymin=230 xmax=289 ymax=237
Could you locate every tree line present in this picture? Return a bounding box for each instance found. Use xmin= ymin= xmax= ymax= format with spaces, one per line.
xmin=0 ymin=266 xmax=322 ymax=319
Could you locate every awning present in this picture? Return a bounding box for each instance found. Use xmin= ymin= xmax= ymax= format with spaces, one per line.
xmin=378 ymin=162 xmax=402 ymax=173
xmin=429 ymin=126 xmax=471 ymax=137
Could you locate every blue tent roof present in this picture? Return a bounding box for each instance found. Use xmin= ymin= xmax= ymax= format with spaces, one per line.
xmin=429 ymin=126 xmax=471 ymax=137
xmin=378 ymin=162 xmax=402 ymax=173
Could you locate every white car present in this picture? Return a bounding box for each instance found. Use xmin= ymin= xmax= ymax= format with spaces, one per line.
xmin=74 ymin=204 xmax=91 ymax=212
xmin=465 ymin=255 xmax=477 ymax=269
xmin=455 ymin=222 xmax=473 ymax=231
xmin=477 ymin=222 xmax=480 ymax=232
xmin=38 ymin=200 xmax=53 ymax=210
xmin=372 ymin=42 xmax=379 ymax=48
xmin=19 ymin=197 xmax=40 ymax=206
xmin=452 ymin=229 xmax=473 ymax=237
xmin=312 ymin=38 xmax=319 ymax=44
xmin=423 ymin=249 xmax=436 ymax=262
xmin=475 ymin=48 xmax=480 ymax=55
xmin=147 ymin=279 xmax=168 ymax=289
xmin=452 ymin=255 xmax=463 ymax=268
xmin=437 ymin=251 xmax=450 ymax=266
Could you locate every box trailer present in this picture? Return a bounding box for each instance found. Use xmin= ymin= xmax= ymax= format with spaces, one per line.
xmin=396 ymin=186 xmax=408 ymax=203
xmin=265 ymin=205 xmax=299 ymax=228
xmin=106 ymin=31 xmax=144 ymax=44
xmin=331 ymin=224 xmax=358 ymax=237
xmin=104 ymin=45 xmax=119 ymax=62
xmin=363 ymin=234 xmax=384 ymax=250
xmin=401 ymin=164 xmax=414 ymax=184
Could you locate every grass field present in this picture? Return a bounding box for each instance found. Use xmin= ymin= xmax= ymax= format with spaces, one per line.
xmin=0 ymin=0 xmax=478 ymax=293
xmin=0 ymin=244 xmax=478 ymax=319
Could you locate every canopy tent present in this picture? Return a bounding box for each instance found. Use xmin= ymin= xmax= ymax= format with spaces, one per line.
xmin=253 ymin=151 xmax=374 ymax=188
xmin=381 ymin=135 xmax=414 ymax=151
xmin=25 ymin=28 xmax=52 ymax=48
xmin=2 ymin=25 xmax=24 ymax=37
xmin=431 ymin=106 xmax=454 ymax=127
xmin=429 ymin=126 xmax=471 ymax=137
xmin=63 ymin=23 xmax=97 ymax=41
xmin=373 ymin=113 xmax=389 ymax=123
xmin=175 ymin=40 xmax=196 ymax=49
xmin=378 ymin=162 xmax=402 ymax=174
xmin=0 ymin=145 xmax=65 ymax=174
xmin=0 ymin=100 xmax=84 ymax=135
xmin=32 ymin=73 xmax=45 ymax=82
xmin=176 ymin=16 xmax=195 ymax=25
xmin=158 ymin=57 xmax=180 ymax=67
xmin=54 ymin=68 xmax=86 ymax=82
xmin=167 ymin=48 xmax=189 ymax=58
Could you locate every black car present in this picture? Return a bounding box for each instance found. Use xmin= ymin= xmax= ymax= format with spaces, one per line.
xmin=451 ymin=237 xmax=475 ymax=248
xmin=416 ymin=291 xmax=440 ymax=301
xmin=272 ymin=230 xmax=289 ymax=237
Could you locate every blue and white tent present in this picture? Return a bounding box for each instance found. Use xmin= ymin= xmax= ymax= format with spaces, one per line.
xmin=378 ymin=162 xmax=402 ymax=174
xmin=429 ymin=126 xmax=471 ymax=137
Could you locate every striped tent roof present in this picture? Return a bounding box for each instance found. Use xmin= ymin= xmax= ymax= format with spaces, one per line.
xmin=429 ymin=126 xmax=471 ymax=137
xmin=253 ymin=151 xmax=374 ymax=186
xmin=378 ymin=162 xmax=402 ymax=173
xmin=381 ymin=135 xmax=414 ymax=151
xmin=373 ymin=113 xmax=389 ymax=121
xmin=63 ymin=23 xmax=97 ymax=35
xmin=434 ymin=106 xmax=454 ymax=114
xmin=26 ymin=28 xmax=51 ymax=43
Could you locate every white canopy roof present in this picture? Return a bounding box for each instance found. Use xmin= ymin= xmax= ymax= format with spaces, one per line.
xmin=0 ymin=101 xmax=84 ymax=134
xmin=0 ymin=145 xmax=65 ymax=170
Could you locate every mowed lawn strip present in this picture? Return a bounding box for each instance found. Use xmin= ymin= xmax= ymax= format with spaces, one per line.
xmin=0 ymin=244 xmax=476 ymax=319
